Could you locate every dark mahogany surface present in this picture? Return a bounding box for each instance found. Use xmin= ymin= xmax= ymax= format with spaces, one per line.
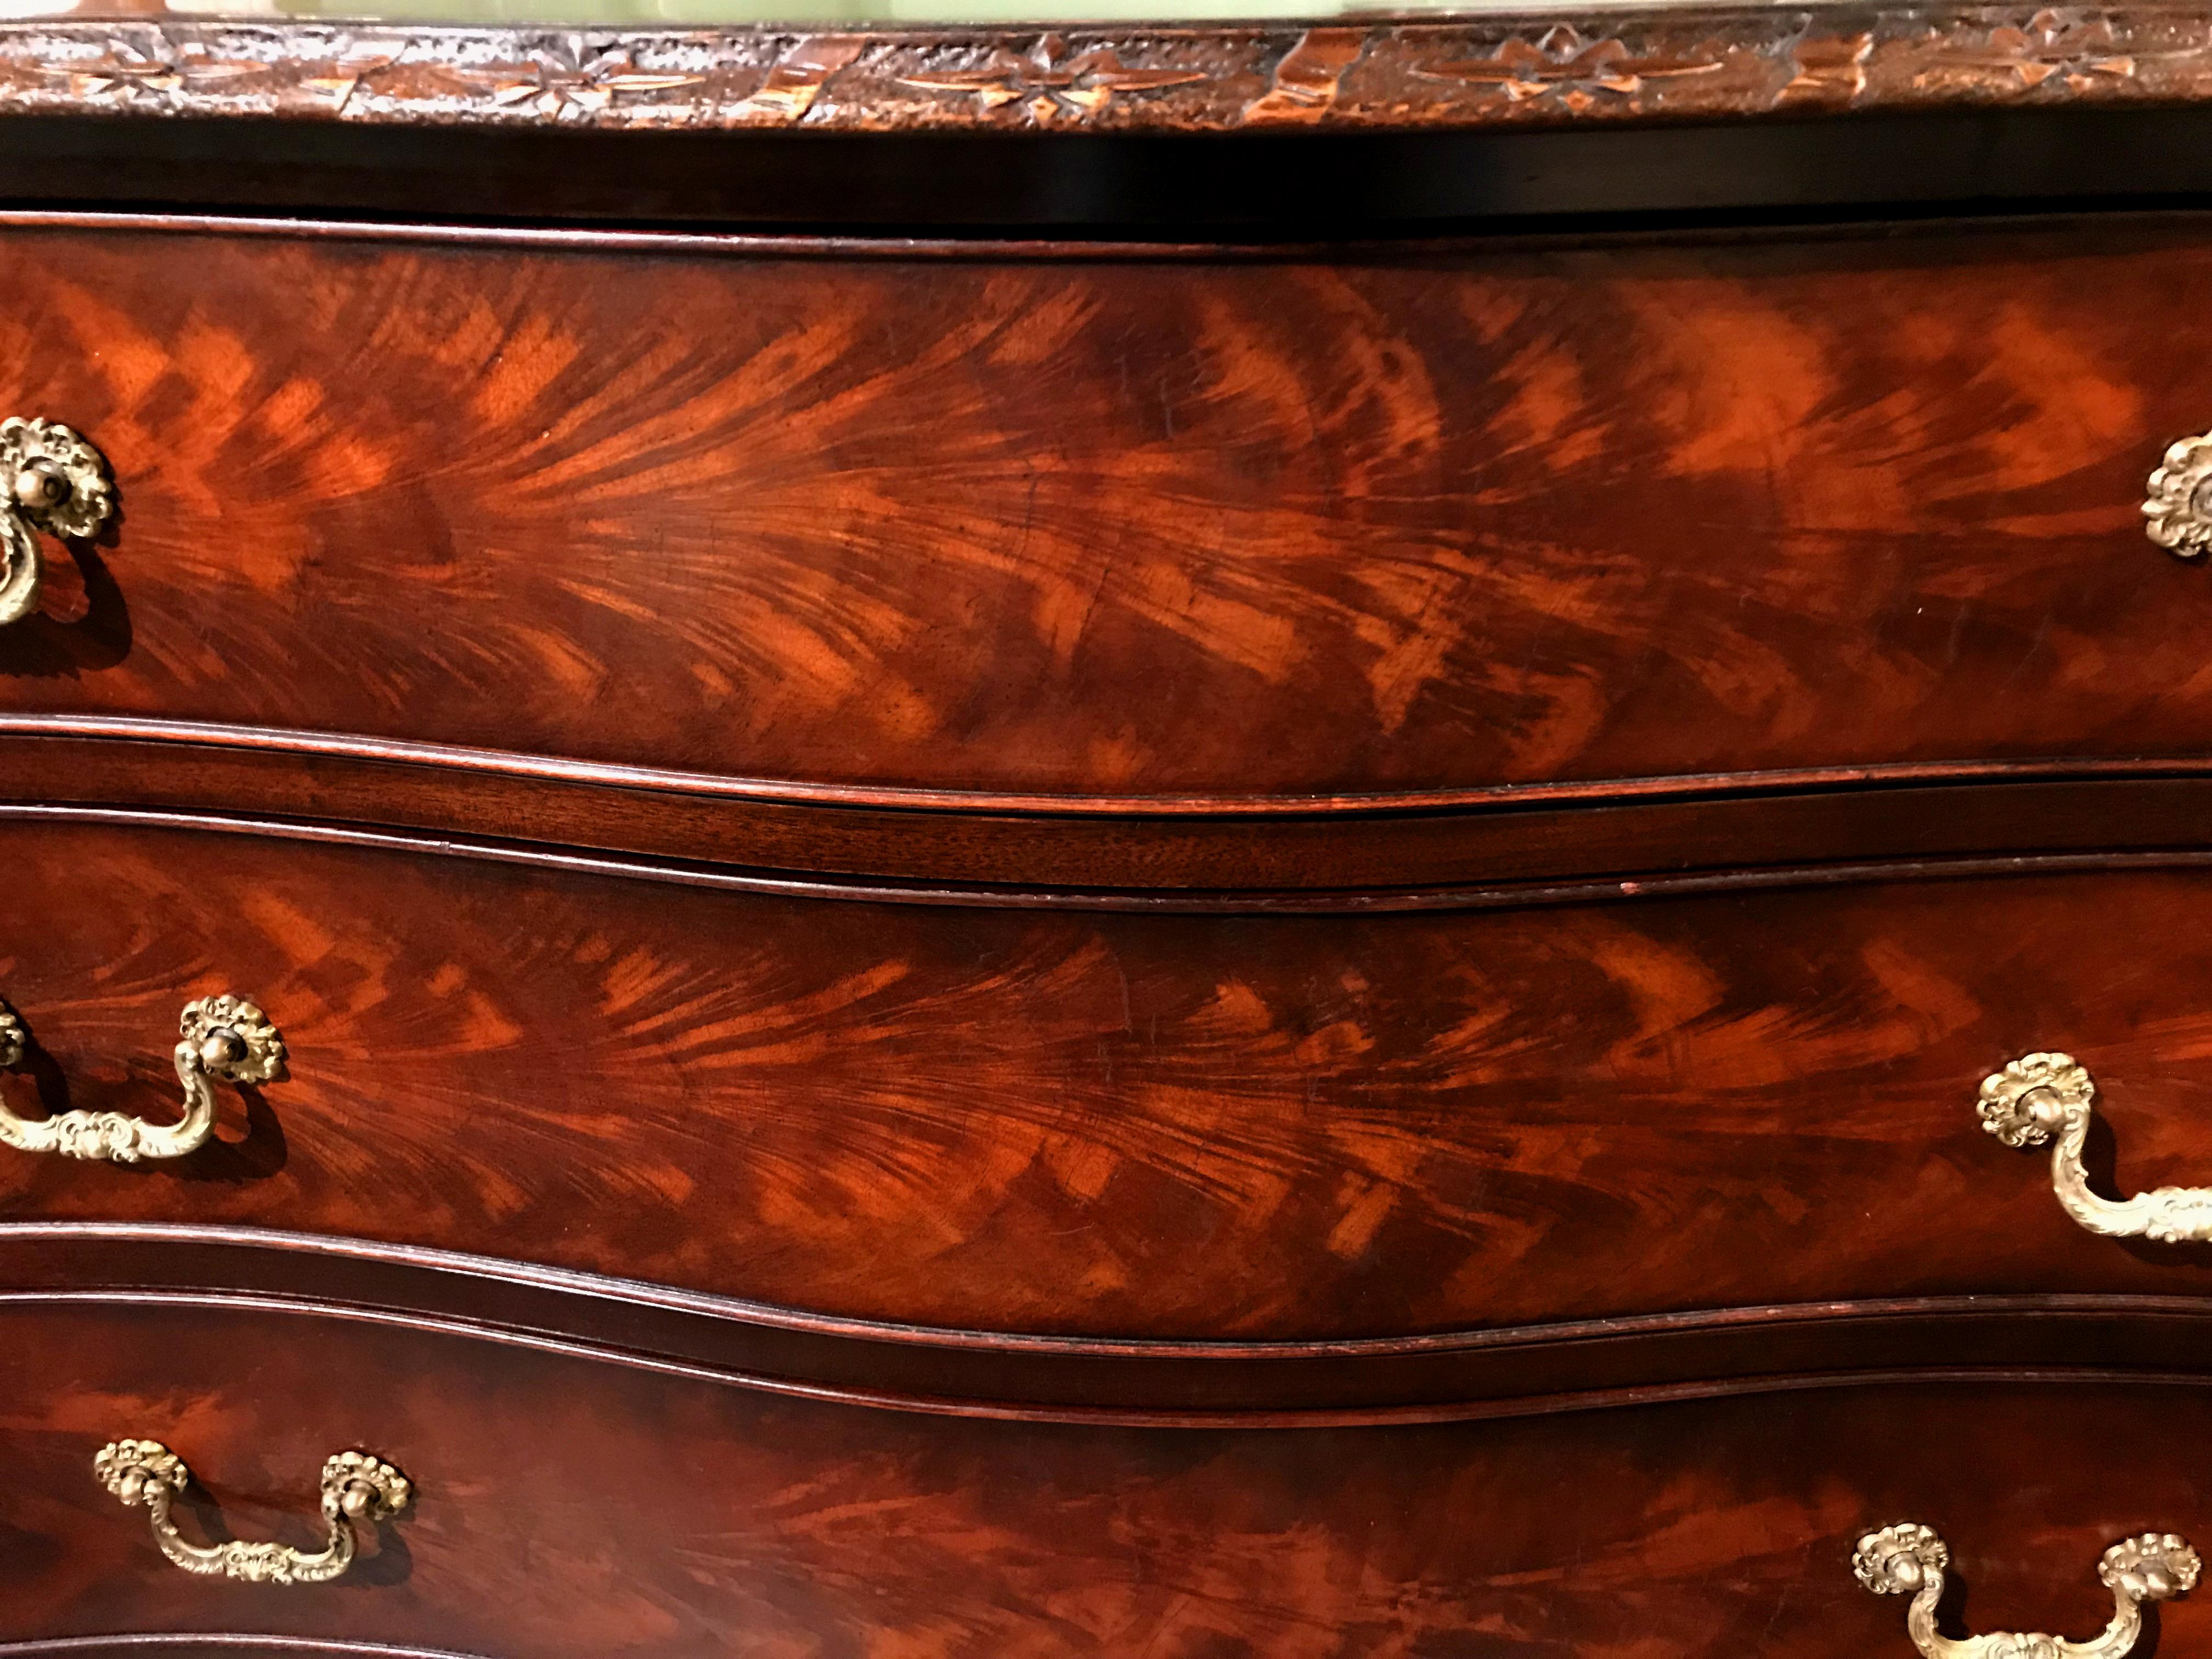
xmin=16 ymin=1239 xmax=2212 ymax=1419
xmin=11 ymin=819 xmax=2212 ymax=1341
xmin=2 ymin=1300 xmax=2207 ymax=1658
xmin=3 ymin=215 xmax=2212 ymax=804
xmin=31 ymin=735 xmax=2212 ymax=895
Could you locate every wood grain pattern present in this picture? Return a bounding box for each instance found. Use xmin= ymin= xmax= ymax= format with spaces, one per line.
xmin=3 ymin=1301 xmax=2208 ymax=1658
xmin=34 ymin=738 xmax=2212 ymax=895
xmin=37 ymin=789 xmax=2212 ymax=918
xmin=14 ymin=820 xmax=2212 ymax=1341
xmin=4 ymin=216 xmax=2212 ymax=803
xmin=0 ymin=7 xmax=2209 ymax=134
xmin=17 ymin=1259 xmax=2212 ymax=1421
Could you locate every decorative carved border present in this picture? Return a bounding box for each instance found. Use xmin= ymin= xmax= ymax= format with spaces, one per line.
xmin=0 ymin=5 xmax=2205 ymax=132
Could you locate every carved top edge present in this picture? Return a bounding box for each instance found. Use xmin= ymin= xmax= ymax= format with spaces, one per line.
xmin=0 ymin=5 xmax=2205 ymax=133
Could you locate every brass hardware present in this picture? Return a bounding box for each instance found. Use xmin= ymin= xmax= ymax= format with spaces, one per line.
xmin=2145 ymin=432 xmax=2212 ymax=556
xmin=0 ymin=417 xmax=113 ymax=624
xmin=1978 ymin=1052 xmax=2212 ymax=1242
xmin=0 ymin=994 xmax=284 ymax=1161
xmin=95 ymin=1440 xmax=410 ymax=1585
xmin=1855 ymin=1523 xmax=2197 ymax=1658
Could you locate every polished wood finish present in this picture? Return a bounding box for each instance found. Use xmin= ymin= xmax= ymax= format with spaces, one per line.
xmin=3 ymin=1299 xmax=2205 ymax=1659
xmin=12 ymin=1238 xmax=2212 ymax=1421
xmin=11 ymin=820 xmax=2212 ymax=1345
xmin=31 ymin=734 xmax=2212 ymax=895
xmin=5 ymin=217 xmax=2212 ymax=806
xmin=5 ymin=153 xmax=2211 ymax=1654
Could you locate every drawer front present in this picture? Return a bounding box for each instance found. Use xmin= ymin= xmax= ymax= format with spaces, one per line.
xmin=3 ymin=218 xmax=2212 ymax=802
xmin=2 ymin=1300 xmax=2204 ymax=1658
xmin=11 ymin=819 xmax=2212 ymax=1339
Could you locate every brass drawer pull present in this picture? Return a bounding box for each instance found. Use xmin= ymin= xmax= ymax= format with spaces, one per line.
xmin=1856 ymin=1524 xmax=2198 ymax=1658
xmin=0 ymin=994 xmax=284 ymax=1161
xmin=1978 ymin=1052 xmax=2212 ymax=1242
xmin=95 ymin=1439 xmax=409 ymax=1586
xmin=0 ymin=417 xmax=114 ymax=623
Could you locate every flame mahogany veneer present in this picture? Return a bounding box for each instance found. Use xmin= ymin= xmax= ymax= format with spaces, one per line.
xmin=4 ymin=819 xmax=2212 ymax=1347
xmin=1 ymin=215 xmax=2211 ymax=812
xmin=1 ymin=1305 xmax=2205 ymax=1659
xmin=6 ymin=195 xmax=2212 ymax=1655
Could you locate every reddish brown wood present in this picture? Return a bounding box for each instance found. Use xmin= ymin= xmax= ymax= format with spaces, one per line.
xmin=4 ymin=217 xmax=2212 ymax=805
xmin=11 ymin=1255 xmax=2212 ymax=1421
xmin=11 ymin=820 xmax=2212 ymax=1342
xmin=27 ymin=737 xmax=2212 ymax=893
xmin=35 ymin=796 xmax=2212 ymax=919
xmin=3 ymin=1301 xmax=2208 ymax=1658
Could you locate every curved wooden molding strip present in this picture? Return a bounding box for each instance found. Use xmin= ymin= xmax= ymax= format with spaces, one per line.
xmin=6 ymin=1224 xmax=2212 ymax=1424
xmin=27 ymin=800 xmax=2212 ymax=921
xmin=19 ymin=735 xmax=2212 ymax=901
xmin=0 ymin=5 xmax=2204 ymax=133
xmin=22 ymin=713 xmax=2212 ymax=821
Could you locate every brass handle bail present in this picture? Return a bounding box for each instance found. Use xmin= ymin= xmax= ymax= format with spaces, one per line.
xmin=1978 ymin=1052 xmax=2212 ymax=1241
xmin=1856 ymin=1524 xmax=2196 ymax=1658
xmin=96 ymin=1440 xmax=410 ymax=1585
xmin=0 ymin=994 xmax=285 ymax=1161
xmin=0 ymin=416 xmax=114 ymax=624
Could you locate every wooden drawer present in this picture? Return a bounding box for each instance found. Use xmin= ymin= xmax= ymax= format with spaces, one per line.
xmin=4 ymin=216 xmax=2212 ymax=805
xmin=12 ymin=819 xmax=2212 ymax=1341
xmin=1 ymin=1299 xmax=2205 ymax=1658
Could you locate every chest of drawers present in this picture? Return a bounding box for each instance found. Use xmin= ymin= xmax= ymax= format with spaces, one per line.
xmin=8 ymin=9 xmax=2212 ymax=1655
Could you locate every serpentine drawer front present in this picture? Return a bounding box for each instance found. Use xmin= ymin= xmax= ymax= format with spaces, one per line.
xmin=14 ymin=819 xmax=2212 ymax=1344
xmin=8 ymin=216 xmax=2212 ymax=812
xmin=0 ymin=1301 xmax=2201 ymax=1659
xmin=9 ymin=160 xmax=2212 ymax=1654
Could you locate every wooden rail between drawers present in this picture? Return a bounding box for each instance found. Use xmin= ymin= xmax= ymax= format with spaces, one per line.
xmin=18 ymin=731 xmax=2212 ymax=899
xmin=5 ymin=1226 xmax=2212 ymax=1424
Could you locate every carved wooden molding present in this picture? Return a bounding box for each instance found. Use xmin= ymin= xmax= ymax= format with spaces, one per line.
xmin=0 ymin=5 xmax=2209 ymax=132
